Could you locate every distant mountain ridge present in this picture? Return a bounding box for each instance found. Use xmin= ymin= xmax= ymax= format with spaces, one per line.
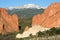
xmin=6 ymin=4 xmax=46 ymax=10
xmin=7 ymin=8 xmax=45 ymax=19
xmin=6 ymin=4 xmax=45 ymax=19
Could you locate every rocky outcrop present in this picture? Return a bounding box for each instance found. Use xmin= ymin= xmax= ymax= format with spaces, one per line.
xmin=32 ymin=2 xmax=60 ymax=28
xmin=0 ymin=8 xmax=19 ymax=34
xmin=24 ymin=26 xmax=29 ymax=31
xmin=32 ymin=14 xmax=41 ymax=25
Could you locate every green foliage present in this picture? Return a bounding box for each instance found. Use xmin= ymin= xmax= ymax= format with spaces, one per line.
xmin=29 ymin=34 xmax=32 ymax=37
xmin=55 ymin=28 xmax=60 ymax=34
xmin=37 ymin=31 xmax=44 ymax=37
xmin=45 ymin=27 xmax=60 ymax=36
xmin=37 ymin=27 xmax=60 ymax=37
xmin=0 ymin=27 xmax=60 ymax=40
xmin=19 ymin=38 xmax=24 ymax=40
xmin=18 ymin=17 xmax=32 ymax=33
xmin=0 ymin=32 xmax=17 ymax=40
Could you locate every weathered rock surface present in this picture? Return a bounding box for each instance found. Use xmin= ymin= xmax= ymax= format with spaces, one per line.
xmin=0 ymin=8 xmax=19 ymax=34
xmin=32 ymin=14 xmax=41 ymax=25
xmin=32 ymin=2 xmax=60 ymax=28
xmin=24 ymin=26 xmax=29 ymax=31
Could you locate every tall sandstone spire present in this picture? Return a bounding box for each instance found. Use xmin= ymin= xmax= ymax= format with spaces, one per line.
xmin=32 ymin=2 xmax=60 ymax=28
xmin=0 ymin=8 xmax=19 ymax=34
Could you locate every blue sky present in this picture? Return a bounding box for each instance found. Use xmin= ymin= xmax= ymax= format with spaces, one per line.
xmin=0 ymin=0 xmax=60 ymax=8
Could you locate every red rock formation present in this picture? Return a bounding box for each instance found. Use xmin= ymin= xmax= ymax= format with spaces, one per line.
xmin=32 ymin=14 xmax=41 ymax=25
xmin=0 ymin=8 xmax=19 ymax=34
xmin=32 ymin=2 xmax=60 ymax=28
xmin=24 ymin=26 xmax=29 ymax=31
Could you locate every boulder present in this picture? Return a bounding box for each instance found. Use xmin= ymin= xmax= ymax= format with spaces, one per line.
xmin=24 ymin=26 xmax=29 ymax=31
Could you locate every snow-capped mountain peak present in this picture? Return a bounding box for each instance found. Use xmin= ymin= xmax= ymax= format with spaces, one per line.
xmin=7 ymin=4 xmax=45 ymax=10
xmin=16 ymin=4 xmax=41 ymax=9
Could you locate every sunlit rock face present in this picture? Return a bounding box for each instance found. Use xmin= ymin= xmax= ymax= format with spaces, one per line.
xmin=24 ymin=26 xmax=29 ymax=31
xmin=32 ymin=2 xmax=60 ymax=28
xmin=16 ymin=25 xmax=50 ymax=38
xmin=0 ymin=8 xmax=19 ymax=34
xmin=32 ymin=14 xmax=41 ymax=25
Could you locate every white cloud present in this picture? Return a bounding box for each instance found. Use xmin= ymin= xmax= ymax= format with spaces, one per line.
xmin=6 ymin=4 xmax=47 ymax=10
